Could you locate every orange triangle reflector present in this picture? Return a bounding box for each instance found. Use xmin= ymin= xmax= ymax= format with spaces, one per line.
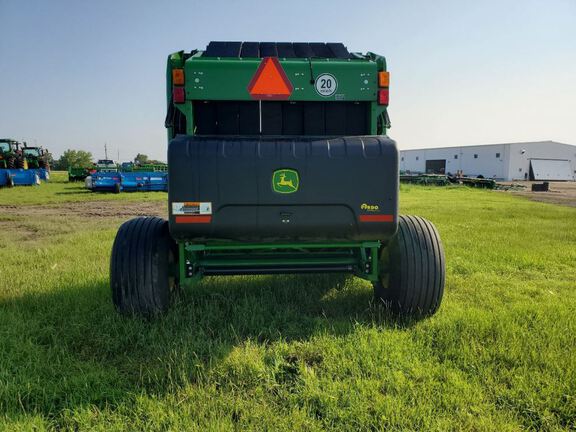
xmin=247 ymin=57 xmax=293 ymax=100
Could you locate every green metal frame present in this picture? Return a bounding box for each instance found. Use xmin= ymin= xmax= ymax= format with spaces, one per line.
xmin=177 ymin=241 xmax=381 ymax=287
xmin=121 ymin=163 xmax=168 ymax=172
xmin=166 ymin=49 xmax=390 ymax=139
xmin=67 ymin=166 xmax=91 ymax=181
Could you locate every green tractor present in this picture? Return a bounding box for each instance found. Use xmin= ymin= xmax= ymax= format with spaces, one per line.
xmin=21 ymin=145 xmax=50 ymax=170
xmin=110 ymin=42 xmax=445 ymax=319
xmin=0 ymin=138 xmax=26 ymax=169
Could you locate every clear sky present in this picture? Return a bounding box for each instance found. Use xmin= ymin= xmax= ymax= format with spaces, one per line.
xmin=1 ymin=0 xmax=575 ymax=161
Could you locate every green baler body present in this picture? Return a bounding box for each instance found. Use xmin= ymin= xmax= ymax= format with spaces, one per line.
xmin=164 ymin=42 xmax=394 ymax=285
xmin=166 ymin=49 xmax=388 ymax=138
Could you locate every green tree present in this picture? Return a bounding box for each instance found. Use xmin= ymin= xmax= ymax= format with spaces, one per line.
xmin=134 ymin=153 xmax=149 ymax=165
xmin=55 ymin=149 xmax=93 ymax=170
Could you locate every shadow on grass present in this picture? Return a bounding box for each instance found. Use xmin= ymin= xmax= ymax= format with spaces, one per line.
xmin=0 ymin=274 xmax=413 ymax=418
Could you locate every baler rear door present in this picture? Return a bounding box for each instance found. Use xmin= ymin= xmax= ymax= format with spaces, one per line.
xmin=168 ymin=135 xmax=398 ymax=242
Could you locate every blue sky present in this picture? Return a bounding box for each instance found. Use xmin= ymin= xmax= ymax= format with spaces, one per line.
xmin=1 ymin=0 xmax=575 ymax=161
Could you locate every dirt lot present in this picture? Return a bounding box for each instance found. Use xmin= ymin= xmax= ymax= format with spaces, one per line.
xmin=499 ymin=181 xmax=576 ymax=207
xmin=0 ymin=200 xmax=168 ymax=219
xmin=0 ymin=200 xmax=168 ymax=245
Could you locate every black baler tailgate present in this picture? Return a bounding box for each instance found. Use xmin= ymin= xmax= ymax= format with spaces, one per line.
xmin=168 ymin=135 xmax=398 ymax=242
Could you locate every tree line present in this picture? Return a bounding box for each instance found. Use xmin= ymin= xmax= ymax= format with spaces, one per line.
xmin=50 ymin=150 xmax=164 ymax=170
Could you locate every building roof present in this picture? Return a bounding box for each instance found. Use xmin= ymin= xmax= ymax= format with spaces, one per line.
xmin=399 ymin=141 xmax=575 ymax=152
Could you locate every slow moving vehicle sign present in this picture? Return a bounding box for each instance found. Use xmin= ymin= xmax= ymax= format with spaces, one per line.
xmin=247 ymin=57 xmax=293 ymax=100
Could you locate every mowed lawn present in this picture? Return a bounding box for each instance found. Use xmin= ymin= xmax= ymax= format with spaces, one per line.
xmin=0 ymin=175 xmax=575 ymax=431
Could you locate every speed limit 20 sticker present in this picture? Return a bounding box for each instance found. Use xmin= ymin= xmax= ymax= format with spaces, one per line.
xmin=314 ymin=73 xmax=338 ymax=97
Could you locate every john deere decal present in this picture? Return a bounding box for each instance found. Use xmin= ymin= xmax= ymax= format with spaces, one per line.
xmin=272 ymin=169 xmax=299 ymax=194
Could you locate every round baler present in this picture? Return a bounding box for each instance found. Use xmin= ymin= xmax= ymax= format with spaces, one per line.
xmin=110 ymin=42 xmax=445 ymax=318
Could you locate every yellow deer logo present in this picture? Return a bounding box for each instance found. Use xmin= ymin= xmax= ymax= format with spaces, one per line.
xmin=272 ymin=169 xmax=299 ymax=194
xmin=277 ymin=173 xmax=295 ymax=190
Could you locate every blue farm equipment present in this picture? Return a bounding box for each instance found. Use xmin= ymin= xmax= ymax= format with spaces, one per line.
xmin=120 ymin=171 xmax=168 ymax=192
xmin=0 ymin=169 xmax=40 ymax=187
xmin=87 ymin=170 xmax=167 ymax=193
xmin=89 ymin=171 xmax=122 ymax=193
xmin=36 ymin=168 xmax=50 ymax=181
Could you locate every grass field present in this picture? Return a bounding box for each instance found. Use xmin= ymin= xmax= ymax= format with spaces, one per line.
xmin=0 ymin=174 xmax=575 ymax=430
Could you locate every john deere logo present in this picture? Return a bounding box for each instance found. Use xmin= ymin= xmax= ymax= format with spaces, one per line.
xmin=272 ymin=169 xmax=299 ymax=194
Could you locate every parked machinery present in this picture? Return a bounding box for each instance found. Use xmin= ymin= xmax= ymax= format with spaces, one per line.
xmin=21 ymin=145 xmax=50 ymax=170
xmin=110 ymin=41 xmax=446 ymax=319
xmin=0 ymin=138 xmax=25 ymax=169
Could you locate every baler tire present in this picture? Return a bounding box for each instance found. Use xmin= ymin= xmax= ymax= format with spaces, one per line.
xmin=110 ymin=217 xmax=178 ymax=317
xmin=374 ymin=215 xmax=445 ymax=318
xmin=114 ymin=183 xmax=121 ymax=194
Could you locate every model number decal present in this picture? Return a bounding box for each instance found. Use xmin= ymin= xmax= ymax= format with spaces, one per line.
xmin=172 ymin=202 xmax=212 ymax=215
xmin=315 ymin=73 xmax=338 ymax=97
xmin=361 ymin=203 xmax=380 ymax=212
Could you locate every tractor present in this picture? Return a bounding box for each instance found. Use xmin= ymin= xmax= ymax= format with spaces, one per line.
xmin=21 ymin=145 xmax=50 ymax=170
xmin=110 ymin=42 xmax=445 ymax=319
xmin=0 ymin=138 xmax=26 ymax=169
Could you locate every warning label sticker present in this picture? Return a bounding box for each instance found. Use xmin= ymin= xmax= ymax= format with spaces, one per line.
xmin=172 ymin=202 xmax=212 ymax=215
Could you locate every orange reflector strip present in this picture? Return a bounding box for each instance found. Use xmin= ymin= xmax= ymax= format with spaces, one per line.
xmin=247 ymin=57 xmax=293 ymax=100
xmin=172 ymin=68 xmax=185 ymax=85
xmin=359 ymin=214 xmax=394 ymax=223
xmin=378 ymin=71 xmax=390 ymax=87
xmin=175 ymin=216 xmax=212 ymax=224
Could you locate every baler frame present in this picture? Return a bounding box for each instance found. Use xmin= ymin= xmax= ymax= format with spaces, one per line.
xmin=110 ymin=41 xmax=445 ymax=320
xmin=177 ymin=241 xmax=381 ymax=285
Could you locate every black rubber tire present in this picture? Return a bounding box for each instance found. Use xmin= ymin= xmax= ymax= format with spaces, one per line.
xmin=110 ymin=217 xmax=178 ymax=316
xmin=374 ymin=215 xmax=445 ymax=317
xmin=114 ymin=182 xmax=121 ymax=194
xmin=7 ymin=157 xmax=16 ymax=169
xmin=16 ymin=158 xmax=25 ymax=169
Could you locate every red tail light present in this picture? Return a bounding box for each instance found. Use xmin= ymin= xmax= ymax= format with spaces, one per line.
xmin=378 ymin=89 xmax=389 ymax=105
xmin=173 ymin=87 xmax=185 ymax=104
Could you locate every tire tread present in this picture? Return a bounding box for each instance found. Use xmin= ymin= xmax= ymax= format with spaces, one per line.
xmin=110 ymin=216 xmax=175 ymax=316
xmin=376 ymin=215 xmax=445 ymax=317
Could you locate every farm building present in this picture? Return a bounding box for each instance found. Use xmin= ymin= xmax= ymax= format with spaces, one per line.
xmin=399 ymin=141 xmax=576 ymax=181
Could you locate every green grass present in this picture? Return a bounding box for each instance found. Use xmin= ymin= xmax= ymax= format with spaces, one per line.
xmin=0 ymin=184 xmax=575 ymax=430
xmin=0 ymin=171 xmax=167 ymax=205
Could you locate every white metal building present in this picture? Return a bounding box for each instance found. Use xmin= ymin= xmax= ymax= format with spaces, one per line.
xmin=399 ymin=141 xmax=576 ymax=181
